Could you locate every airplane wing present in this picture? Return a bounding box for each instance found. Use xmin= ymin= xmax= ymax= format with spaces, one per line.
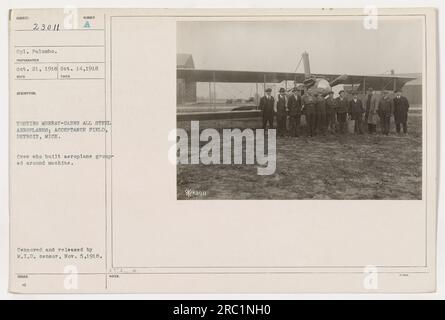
xmin=177 ymin=68 xmax=305 ymax=83
xmin=320 ymin=73 xmax=418 ymax=91
xmin=177 ymin=68 xmax=417 ymax=91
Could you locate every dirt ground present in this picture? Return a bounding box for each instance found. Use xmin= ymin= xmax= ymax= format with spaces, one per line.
xmin=177 ymin=113 xmax=422 ymax=200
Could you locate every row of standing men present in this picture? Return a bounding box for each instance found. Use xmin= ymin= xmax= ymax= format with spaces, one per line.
xmin=259 ymin=87 xmax=410 ymax=137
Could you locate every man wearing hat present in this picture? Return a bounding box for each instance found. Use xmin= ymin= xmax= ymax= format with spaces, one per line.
xmin=302 ymin=89 xmax=317 ymax=137
xmin=315 ymin=92 xmax=327 ymax=135
xmin=366 ymin=88 xmax=380 ymax=134
xmin=393 ymin=90 xmax=410 ymax=134
xmin=365 ymin=87 xmax=376 ymax=133
xmin=335 ymin=90 xmax=349 ymax=134
xmin=364 ymin=87 xmax=373 ymax=123
xmin=348 ymin=92 xmax=364 ymax=134
xmin=275 ymin=87 xmax=288 ymax=137
xmin=259 ymin=88 xmax=275 ymax=130
xmin=287 ymin=87 xmax=303 ymax=137
xmin=325 ymin=91 xmax=337 ymax=134
xmin=378 ymin=91 xmax=394 ymax=135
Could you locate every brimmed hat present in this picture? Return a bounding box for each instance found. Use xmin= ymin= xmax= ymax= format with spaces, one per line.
xmin=265 ymin=88 xmax=272 ymax=92
xmin=279 ymin=87 xmax=286 ymax=93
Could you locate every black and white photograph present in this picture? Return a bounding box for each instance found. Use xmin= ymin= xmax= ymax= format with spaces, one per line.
xmin=176 ymin=18 xmax=424 ymax=200
xmin=3 ymin=4 xmax=441 ymax=297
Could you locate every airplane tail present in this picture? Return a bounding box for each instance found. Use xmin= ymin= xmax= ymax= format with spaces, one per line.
xmin=302 ymin=51 xmax=311 ymax=78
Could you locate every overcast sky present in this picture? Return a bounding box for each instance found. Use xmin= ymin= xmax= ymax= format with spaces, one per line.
xmin=177 ymin=18 xmax=423 ymax=99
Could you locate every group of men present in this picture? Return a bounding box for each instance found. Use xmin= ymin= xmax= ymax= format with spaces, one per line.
xmin=259 ymin=86 xmax=410 ymax=137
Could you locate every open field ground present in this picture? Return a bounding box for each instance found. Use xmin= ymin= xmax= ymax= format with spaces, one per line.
xmin=177 ymin=112 xmax=422 ymax=200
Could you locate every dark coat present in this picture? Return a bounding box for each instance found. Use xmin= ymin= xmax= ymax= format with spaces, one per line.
xmin=276 ymin=95 xmax=287 ymax=117
xmin=348 ymin=99 xmax=364 ymax=120
xmin=302 ymin=94 xmax=316 ymax=114
xmin=259 ymin=95 xmax=275 ymax=118
xmin=325 ymin=97 xmax=337 ymax=114
xmin=335 ymin=97 xmax=348 ymax=114
xmin=316 ymin=96 xmax=326 ymax=114
xmin=378 ymin=97 xmax=394 ymax=117
xmin=287 ymin=94 xmax=302 ymax=116
xmin=393 ymin=96 xmax=410 ymax=123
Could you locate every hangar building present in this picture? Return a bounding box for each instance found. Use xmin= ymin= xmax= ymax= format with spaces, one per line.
xmin=177 ymin=53 xmax=197 ymax=104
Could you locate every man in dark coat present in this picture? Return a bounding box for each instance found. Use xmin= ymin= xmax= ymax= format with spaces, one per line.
xmin=287 ymin=87 xmax=302 ymax=137
xmin=348 ymin=92 xmax=364 ymax=134
xmin=393 ymin=90 xmax=410 ymax=134
xmin=302 ymin=89 xmax=317 ymax=137
xmin=378 ymin=91 xmax=394 ymax=135
xmin=315 ymin=93 xmax=327 ymax=135
xmin=335 ymin=90 xmax=349 ymax=134
xmin=276 ymin=87 xmax=288 ymax=137
xmin=259 ymin=88 xmax=274 ymax=130
xmin=325 ymin=91 xmax=337 ymax=134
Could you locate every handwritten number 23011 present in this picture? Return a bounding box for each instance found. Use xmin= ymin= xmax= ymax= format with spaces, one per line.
xmin=32 ymin=23 xmax=60 ymax=31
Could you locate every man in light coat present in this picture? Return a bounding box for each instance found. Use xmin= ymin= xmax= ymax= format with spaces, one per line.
xmin=367 ymin=89 xmax=380 ymax=134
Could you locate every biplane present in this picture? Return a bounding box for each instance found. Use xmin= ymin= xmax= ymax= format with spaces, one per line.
xmin=177 ymin=52 xmax=416 ymax=120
